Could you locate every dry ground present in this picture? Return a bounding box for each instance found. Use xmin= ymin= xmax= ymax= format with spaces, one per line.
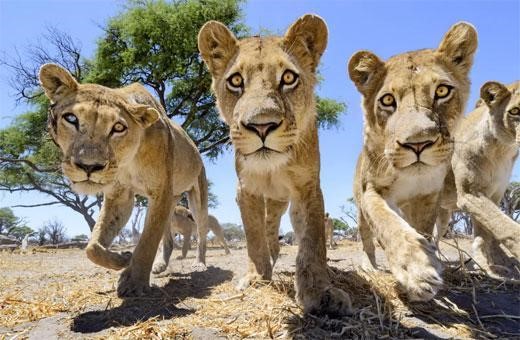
xmin=0 ymin=238 xmax=519 ymax=339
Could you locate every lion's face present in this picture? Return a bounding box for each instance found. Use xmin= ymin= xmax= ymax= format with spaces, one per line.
xmin=198 ymin=15 xmax=327 ymax=171
xmin=349 ymin=22 xmax=477 ymax=173
xmin=39 ymin=64 xmax=159 ymax=194
xmin=480 ymin=81 xmax=520 ymax=144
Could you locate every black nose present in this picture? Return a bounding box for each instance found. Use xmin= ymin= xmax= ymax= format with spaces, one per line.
xmin=242 ymin=121 xmax=281 ymax=141
xmin=399 ymin=140 xmax=435 ymax=155
xmin=74 ymin=161 xmax=106 ymax=175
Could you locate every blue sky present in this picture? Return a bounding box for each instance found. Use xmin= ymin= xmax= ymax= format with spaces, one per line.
xmin=1 ymin=0 xmax=519 ymax=237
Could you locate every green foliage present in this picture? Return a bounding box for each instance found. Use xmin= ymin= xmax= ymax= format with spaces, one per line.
xmin=332 ymin=218 xmax=348 ymax=231
xmin=9 ymin=226 xmax=34 ymax=242
xmin=71 ymin=234 xmax=89 ymax=242
xmin=316 ymin=97 xmax=346 ymax=129
xmin=0 ymin=207 xmax=24 ymax=235
xmin=221 ymin=222 xmax=245 ymax=241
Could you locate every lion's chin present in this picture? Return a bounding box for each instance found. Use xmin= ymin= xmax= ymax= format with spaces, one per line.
xmin=70 ymin=180 xmax=107 ymax=195
xmin=239 ymin=148 xmax=290 ymax=173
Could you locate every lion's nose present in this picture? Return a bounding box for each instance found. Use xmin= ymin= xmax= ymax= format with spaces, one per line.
xmin=399 ymin=140 xmax=435 ymax=155
xmin=242 ymin=121 xmax=281 ymax=141
xmin=74 ymin=161 xmax=107 ymax=175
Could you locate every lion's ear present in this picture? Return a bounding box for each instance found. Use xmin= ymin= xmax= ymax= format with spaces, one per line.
xmin=39 ymin=64 xmax=79 ymax=102
xmin=480 ymin=81 xmax=509 ymax=110
xmin=348 ymin=50 xmax=385 ymax=96
xmin=198 ymin=21 xmax=238 ymax=78
xmin=128 ymin=104 xmax=160 ymax=128
xmin=283 ymin=14 xmax=328 ymax=72
xmin=436 ymin=22 xmax=478 ymax=75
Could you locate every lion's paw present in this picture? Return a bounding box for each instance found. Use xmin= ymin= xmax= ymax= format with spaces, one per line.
xmin=304 ymin=287 xmax=353 ymax=316
xmin=236 ymin=273 xmax=268 ymax=291
xmin=117 ymin=268 xmax=150 ymax=297
xmin=152 ymin=262 xmax=167 ymax=274
xmin=390 ymin=235 xmax=443 ymax=302
xmin=191 ymin=261 xmax=207 ymax=272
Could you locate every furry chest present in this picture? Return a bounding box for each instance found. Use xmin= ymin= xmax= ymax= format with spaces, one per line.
xmin=239 ymin=171 xmax=291 ymax=201
xmin=386 ymin=164 xmax=447 ymax=205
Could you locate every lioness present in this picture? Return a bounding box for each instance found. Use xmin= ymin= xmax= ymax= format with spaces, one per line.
xmin=438 ymin=81 xmax=520 ymax=277
xmin=198 ymin=15 xmax=352 ymax=315
xmin=348 ymin=22 xmax=477 ymax=301
xmin=39 ymin=64 xmax=209 ymax=296
xmin=153 ymin=206 xmax=230 ymax=274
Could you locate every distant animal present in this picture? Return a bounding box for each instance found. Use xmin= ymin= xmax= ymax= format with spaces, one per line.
xmin=39 ymin=64 xmax=209 ymax=297
xmin=324 ymin=213 xmax=336 ymax=249
xmin=153 ymin=206 xmax=230 ymax=273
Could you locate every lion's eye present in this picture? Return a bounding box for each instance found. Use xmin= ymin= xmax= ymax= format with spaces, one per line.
xmin=509 ymin=107 xmax=520 ymax=116
xmin=227 ymin=73 xmax=243 ymax=89
xmin=281 ymin=70 xmax=298 ymax=86
xmin=435 ymin=85 xmax=452 ymax=99
xmin=112 ymin=122 xmax=127 ymax=134
xmin=380 ymin=94 xmax=395 ymax=107
xmin=63 ymin=113 xmax=78 ymax=126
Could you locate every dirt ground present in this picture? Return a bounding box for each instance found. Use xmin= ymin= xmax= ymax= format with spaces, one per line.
xmin=1 ymin=238 xmax=519 ymax=339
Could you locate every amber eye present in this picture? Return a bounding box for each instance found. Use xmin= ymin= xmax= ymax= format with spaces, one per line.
xmin=112 ymin=122 xmax=127 ymax=134
xmin=227 ymin=73 xmax=243 ymax=89
xmin=281 ymin=70 xmax=298 ymax=86
xmin=435 ymin=85 xmax=452 ymax=99
xmin=509 ymin=107 xmax=520 ymax=116
xmin=63 ymin=113 xmax=78 ymax=125
xmin=380 ymin=94 xmax=395 ymax=107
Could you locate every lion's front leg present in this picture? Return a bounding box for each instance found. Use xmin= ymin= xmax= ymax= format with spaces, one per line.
xmin=458 ymin=192 xmax=520 ymax=260
xmin=265 ymin=198 xmax=289 ymax=266
xmin=86 ymin=188 xmax=134 ymax=270
xmin=236 ymin=187 xmax=272 ymax=290
xmin=118 ymin=193 xmax=174 ymax=297
xmin=290 ymin=187 xmax=352 ymax=316
xmin=363 ymin=184 xmax=443 ymax=302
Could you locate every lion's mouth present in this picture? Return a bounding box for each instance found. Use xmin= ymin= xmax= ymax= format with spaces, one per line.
xmin=243 ymin=146 xmax=282 ymax=157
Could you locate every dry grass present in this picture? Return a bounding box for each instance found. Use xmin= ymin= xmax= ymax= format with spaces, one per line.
xmin=1 ymin=240 xmax=519 ymax=339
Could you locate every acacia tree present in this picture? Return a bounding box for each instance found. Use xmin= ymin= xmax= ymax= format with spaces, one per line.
xmin=0 ymin=0 xmax=345 ymax=232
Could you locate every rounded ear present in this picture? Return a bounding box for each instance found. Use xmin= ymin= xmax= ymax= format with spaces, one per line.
xmin=39 ymin=63 xmax=79 ymax=101
xmin=283 ymin=14 xmax=328 ymax=72
xmin=198 ymin=21 xmax=238 ymax=78
xmin=127 ymin=104 xmax=160 ymax=128
xmin=348 ymin=50 xmax=385 ymax=96
xmin=480 ymin=81 xmax=509 ymax=109
xmin=436 ymin=22 xmax=478 ymax=75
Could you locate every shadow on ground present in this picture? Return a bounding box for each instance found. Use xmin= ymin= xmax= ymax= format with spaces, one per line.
xmin=71 ymin=266 xmax=233 ymax=333
xmin=281 ymin=267 xmax=520 ymax=339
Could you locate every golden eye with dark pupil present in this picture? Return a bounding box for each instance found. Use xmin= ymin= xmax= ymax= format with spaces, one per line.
xmin=282 ymin=70 xmax=298 ymax=85
xmin=435 ymin=85 xmax=451 ymax=99
xmin=380 ymin=94 xmax=395 ymax=107
xmin=63 ymin=113 xmax=78 ymax=125
xmin=112 ymin=123 xmax=127 ymax=133
xmin=228 ymin=73 xmax=243 ymax=88
xmin=509 ymin=107 xmax=520 ymax=115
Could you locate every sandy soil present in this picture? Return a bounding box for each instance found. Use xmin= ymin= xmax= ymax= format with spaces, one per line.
xmin=0 ymin=239 xmax=518 ymax=339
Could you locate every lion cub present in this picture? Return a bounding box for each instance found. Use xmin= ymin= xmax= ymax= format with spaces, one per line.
xmin=440 ymin=81 xmax=520 ymax=277
xmin=198 ymin=15 xmax=352 ymax=315
xmin=39 ymin=64 xmax=209 ymax=297
xmin=348 ymin=22 xmax=477 ymax=301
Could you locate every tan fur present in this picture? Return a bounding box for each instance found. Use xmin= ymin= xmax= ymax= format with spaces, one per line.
xmin=153 ymin=206 xmax=230 ymax=274
xmin=324 ymin=213 xmax=335 ymax=249
xmin=198 ymin=14 xmax=352 ymax=315
xmin=348 ymin=22 xmax=477 ymax=301
xmin=39 ymin=64 xmax=209 ymax=297
xmin=439 ymin=81 xmax=520 ymax=278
